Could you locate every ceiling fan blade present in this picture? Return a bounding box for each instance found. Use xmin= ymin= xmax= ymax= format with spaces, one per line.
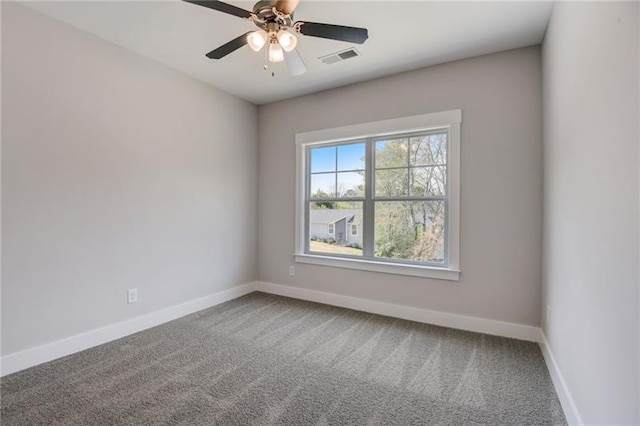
xmin=296 ymin=21 xmax=368 ymax=44
xmin=183 ymin=0 xmax=253 ymax=19
xmin=206 ymin=32 xmax=252 ymax=59
xmin=274 ymin=0 xmax=300 ymax=15
xmin=284 ymin=49 xmax=307 ymax=76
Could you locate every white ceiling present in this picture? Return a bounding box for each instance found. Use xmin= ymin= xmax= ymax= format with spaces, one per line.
xmin=24 ymin=1 xmax=553 ymax=104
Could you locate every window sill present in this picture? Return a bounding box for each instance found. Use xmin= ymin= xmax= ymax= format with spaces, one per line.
xmin=294 ymin=253 xmax=460 ymax=281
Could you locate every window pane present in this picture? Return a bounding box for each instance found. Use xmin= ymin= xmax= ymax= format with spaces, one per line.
xmin=310 ymin=146 xmax=336 ymax=173
xmin=410 ymin=133 xmax=447 ymax=166
xmin=309 ymin=202 xmax=363 ymax=256
xmin=374 ymin=201 xmax=445 ymax=263
xmin=410 ymin=166 xmax=446 ymax=196
xmin=375 ymin=139 xmax=408 ymax=169
xmin=337 ymin=143 xmax=365 ymax=171
xmin=337 ymin=171 xmax=365 ymax=198
xmin=310 ymin=173 xmax=335 ymax=198
xmin=375 ymin=169 xmax=408 ymax=197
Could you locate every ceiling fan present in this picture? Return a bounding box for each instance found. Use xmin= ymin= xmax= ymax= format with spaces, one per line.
xmin=184 ymin=0 xmax=369 ymax=76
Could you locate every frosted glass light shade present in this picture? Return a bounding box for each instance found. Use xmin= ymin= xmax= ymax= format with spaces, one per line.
xmin=268 ymin=42 xmax=285 ymax=62
xmin=277 ymin=30 xmax=297 ymax=52
xmin=247 ymin=30 xmax=268 ymax=52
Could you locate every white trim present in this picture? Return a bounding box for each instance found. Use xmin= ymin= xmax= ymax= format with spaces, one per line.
xmin=539 ymin=332 xmax=584 ymax=425
xmin=3 ymin=280 xmax=572 ymax=423
xmin=295 ymin=110 xmax=462 ymax=145
xmin=255 ymin=281 xmax=540 ymax=342
xmin=0 ymin=282 xmax=257 ymax=377
xmin=295 ymin=253 xmax=460 ymax=280
xmin=447 ymin=120 xmax=461 ymax=271
xmin=295 ymin=140 xmax=305 ymax=253
xmin=294 ymin=110 xmax=462 ymax=279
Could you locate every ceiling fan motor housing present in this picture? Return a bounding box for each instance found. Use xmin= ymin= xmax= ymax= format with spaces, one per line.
xmin=252 ymin=0 xmax=293 ymax=29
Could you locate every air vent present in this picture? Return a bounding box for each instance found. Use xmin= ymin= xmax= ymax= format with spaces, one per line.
xmin=319 ymin=48 xmax=360 ymax=65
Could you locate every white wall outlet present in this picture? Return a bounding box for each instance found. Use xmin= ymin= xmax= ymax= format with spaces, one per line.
xmin=289 ymin=266 xmax=295 ymax=276
xmin=127 ymin=288 xmax=138 ymax=304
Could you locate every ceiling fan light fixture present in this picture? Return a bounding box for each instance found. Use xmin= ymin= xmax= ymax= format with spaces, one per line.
xmin=277 ymin=30 xmax=297 ymax=52
xmin=247 ymin=30 xmax=268 ymax=52
xmin=268 ymin=41 xmax=285 ymax=62
xmin=185 ymin=0 xmax=369 ymax=76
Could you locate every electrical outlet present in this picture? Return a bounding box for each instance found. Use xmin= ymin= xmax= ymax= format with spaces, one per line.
xmin=127 ymin=288 xmax=138 ymax=304
xmin=289 ymin=266 xmax=295 ymax=276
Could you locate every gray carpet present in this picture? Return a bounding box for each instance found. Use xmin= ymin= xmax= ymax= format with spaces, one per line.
xmin=1 ymin=292 xmax=566 ymax=425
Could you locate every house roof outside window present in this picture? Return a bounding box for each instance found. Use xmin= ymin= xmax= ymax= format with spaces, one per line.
xmin=309 ymin=209 xmax=362 ymax=225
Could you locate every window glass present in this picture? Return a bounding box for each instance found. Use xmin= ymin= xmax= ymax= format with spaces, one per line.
xmin=310 ymin=146 xmax=336 ymax=173
xmin=375 ymin=169 xmax=408 ymax=197
xmin=409 ymin=166 xmax=446 ymax=196
xmin=374 ymin=201 xmax=445 ymax=264
xmin=409 ymin=133 xmax=447 ymax=166
xmin=337 ymin=172 xmax=365 ymax=197
xmin=375 ymin=139 xmax=408 ymax=169
xmin=297 ymin=111 xmax=461 ymax=279
xmin=309 ymin=202 xmax=363 ymax=256
xmin=303 ymin=128 xmax=453 ymax=269
xmin=310 ymin=173 xmax=335 ymax=198
xmin=337 ymin=143 xmax=365 ymax=171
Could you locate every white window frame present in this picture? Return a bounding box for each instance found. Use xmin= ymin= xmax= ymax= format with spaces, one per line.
xmin=294 ymin=110 xmax=461 ymax=281
xmin=350 ymin=223 xmax=358 ymax=236
xmin=328 ymin=223 xmax=335 ymax=235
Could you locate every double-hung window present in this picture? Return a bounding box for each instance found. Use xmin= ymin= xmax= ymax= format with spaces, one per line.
xmin=295 ymin=110 xmax=461 ymax=280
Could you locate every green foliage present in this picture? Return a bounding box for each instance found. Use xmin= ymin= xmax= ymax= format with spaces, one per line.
xmin=373 ymin=133 xmax=447 ymax=263
xmin=310 ymin=190 xmax=333 ymax=209
xmin=375 ymin=139 xmax=408 ymax=169
xmin=374 ymin=201 xmax=445 ymax=262
xmin=313 ymin=201 xmax=333 ymax=209
xmin=308 ymin=133 xmax=448 ymax=263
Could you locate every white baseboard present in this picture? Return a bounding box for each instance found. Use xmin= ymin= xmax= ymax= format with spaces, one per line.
xmin=539 ymin=332 xmax=583 ymax=425
xmin=257 ymin=282 xmax=576 ymax=422
xmin=0 ymin=282 xmax=257 ymax=377
xmin=254 ymin=281 xmax=541 ymax=342
xmin=3 ymin=280 xmax=574 ymax=423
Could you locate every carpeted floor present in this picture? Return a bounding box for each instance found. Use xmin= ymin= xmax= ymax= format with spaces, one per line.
xmin=1 ymin=292 xmax=566 ymax=425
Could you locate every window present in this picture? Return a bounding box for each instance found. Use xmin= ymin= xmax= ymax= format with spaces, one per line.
xmin=295 ymin=110 xmax=461 ymax=280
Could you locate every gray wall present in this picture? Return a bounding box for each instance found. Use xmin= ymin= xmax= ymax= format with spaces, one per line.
xmin=258 ymin=47 xmax=543 ymax=326
xmin=542 ymin=2 xmax=639 ymax=424
xmin=1 ymin=3 xmax=258 ymax=356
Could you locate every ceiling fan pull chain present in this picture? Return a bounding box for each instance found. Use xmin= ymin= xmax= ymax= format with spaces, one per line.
xmin=264 ymin=42 xmax=275 ymax=77
xmin=264 ymin=45 xmax=269 ymax=71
